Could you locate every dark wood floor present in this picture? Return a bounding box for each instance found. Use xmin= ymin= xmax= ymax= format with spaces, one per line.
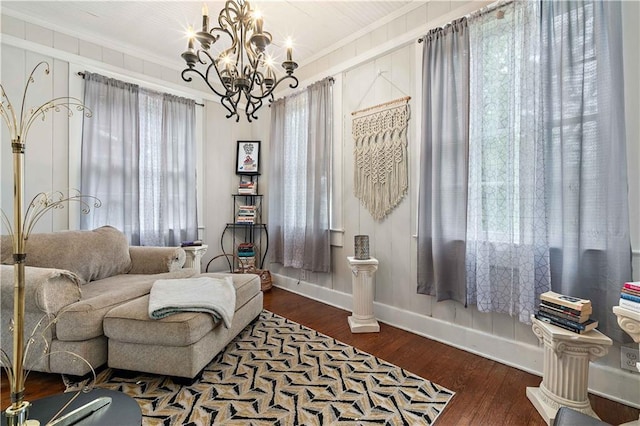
xmin=263 ymin=287 xmax=640 ymax=426
xmin=2 ymin=286 xmax=639 ymax=425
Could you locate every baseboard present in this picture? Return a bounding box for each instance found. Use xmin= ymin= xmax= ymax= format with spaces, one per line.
xmin=272 ymin=275 xmax=640 ymax=409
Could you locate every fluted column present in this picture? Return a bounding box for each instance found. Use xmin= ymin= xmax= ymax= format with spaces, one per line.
xmin=347 ymin=256 xmax=379 ymax=333
xmin=183 ymin=245 xmax=208 ymax=273
xmin=613 ymin=306 xmax=640 ymax=426
xmin=526 ymin=317 xmax=612 ymax=425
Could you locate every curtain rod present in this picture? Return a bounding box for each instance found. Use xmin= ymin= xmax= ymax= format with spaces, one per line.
xmin=76 ymin=71 xmax=205 ymax=107
xmin=417 ymin=0 xmax=513 ymax=43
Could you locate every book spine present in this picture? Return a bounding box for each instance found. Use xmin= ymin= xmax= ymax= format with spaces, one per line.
xmin=538 ymin=305 xmax=588 ymax=323
xmin=540 ymin=292 xmax=590 ymax=311
xmin=534 ymin=313 xmax=584 ymax=334
xmin=535 ymin=310 xmax=589 ymax=330
xmin=619 ymin=298 xmax=640 ymax=312
xmin=539 ymin=300 xmax=588 ymax=317
xmin=620 ymin=292 xmax=640 ymax=303
xmin=621 ymin=287 xmax=640 ymax=297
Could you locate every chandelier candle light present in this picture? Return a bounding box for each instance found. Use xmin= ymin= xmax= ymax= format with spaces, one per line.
xmin=181 ymin=0 xmax=299 ymax=122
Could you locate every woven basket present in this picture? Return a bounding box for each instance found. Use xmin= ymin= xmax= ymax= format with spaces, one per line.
xmin=257 ymin=269 xmax=273 ymax=291
xmin=205 ymin=253 xmax=272 ymax=291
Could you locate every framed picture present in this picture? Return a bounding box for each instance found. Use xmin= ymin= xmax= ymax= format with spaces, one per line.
xmin=236 ymin=140 xmax=260 ymax=175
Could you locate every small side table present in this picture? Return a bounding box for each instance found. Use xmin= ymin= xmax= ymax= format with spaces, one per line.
xmin=613 ymin=306 xmax=640 ymax=372
xmin=613 ymin=305 xmax=640 ymax=426
xmin=182 ymin=244 xmax=208 ymax=273
xmin=526 ymin=317 xmax=612 ymax=425
xmin=0 ymin=389 xmax=142 ymax=426
xmin=347 ymin=256 xmax=379 ymax=333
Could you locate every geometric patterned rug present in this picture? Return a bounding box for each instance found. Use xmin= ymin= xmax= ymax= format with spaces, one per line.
xmin=85 ymin=311 xmax=455 ymax=425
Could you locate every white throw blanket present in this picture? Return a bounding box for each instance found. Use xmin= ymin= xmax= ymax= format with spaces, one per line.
xmin=148 ymin=276 xmax=236 ymax=328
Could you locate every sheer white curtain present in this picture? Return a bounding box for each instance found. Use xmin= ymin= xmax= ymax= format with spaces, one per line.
xmin=541 ymin=1 xmax=631 ymax=340
xmin=466 ymin=1 xmax=551 ymax=323
xmin=138 ymin=90 xmax=198 ymax=246
xmin=268 ymin=78 xmax=332 ymax=272
xmin=417 ymin=18 xmax=470 ymax=304
xmin=81 ymin=73 xmax=198 ymax=246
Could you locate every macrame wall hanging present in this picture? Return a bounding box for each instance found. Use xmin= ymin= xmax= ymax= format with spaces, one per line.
xmin=352 ymin=96 xmax=410 ymax=221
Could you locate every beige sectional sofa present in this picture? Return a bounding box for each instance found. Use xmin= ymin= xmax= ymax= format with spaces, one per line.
xmin=0 ymin=226 xmax=263 ymax=378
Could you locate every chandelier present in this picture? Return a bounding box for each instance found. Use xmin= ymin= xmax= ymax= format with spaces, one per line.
xmin=181 ymin=0 xmax=299 ymax=122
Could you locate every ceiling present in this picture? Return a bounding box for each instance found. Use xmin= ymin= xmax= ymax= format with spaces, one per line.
xmin=1 ymin=1 xmax=423 ymax=72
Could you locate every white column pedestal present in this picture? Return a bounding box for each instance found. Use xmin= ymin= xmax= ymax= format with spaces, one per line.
xmin=613 ymin=306 xmax=640 ymax=426
xmin=347 ymin=256 xmax=379 ymax=333
xmin=182 ymin=244 xmax=208 ymax=273
xmin=526 ymin=317 xmax=612 ymax=425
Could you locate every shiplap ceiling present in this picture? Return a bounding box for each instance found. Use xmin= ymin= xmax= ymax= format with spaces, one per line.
xmin=2 ymin=1 xmax=423 ymax=70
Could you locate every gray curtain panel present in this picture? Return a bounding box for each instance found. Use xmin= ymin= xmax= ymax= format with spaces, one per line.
xmin=268 ymin=77 xmax=332 ymax=273
xmin=81 ymin=73 xmax=198 ymax=247
xmin=417 ymin=18 xmax=470 ymax=304
xmin=303 ymin=79 xmax=332 ymax=272
xmin=541 ymin=1 xmax=631 ymax=341
xmin=81 ymin=72 xmax=141 ymax=244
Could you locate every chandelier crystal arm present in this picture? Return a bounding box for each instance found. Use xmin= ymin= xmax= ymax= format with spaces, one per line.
xmin=181 ymin=65 xmax=242 ymax=121
xmin=182 ymin=53 xmax=230 ymax=99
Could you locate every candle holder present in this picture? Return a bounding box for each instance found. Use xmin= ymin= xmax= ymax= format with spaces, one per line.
xmin=354 ymin=235 xmax=370 ymax=260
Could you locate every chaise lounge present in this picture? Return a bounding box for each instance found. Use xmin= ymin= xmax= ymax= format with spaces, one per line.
xmin=0 ymin=226 xmax=262 ymax=378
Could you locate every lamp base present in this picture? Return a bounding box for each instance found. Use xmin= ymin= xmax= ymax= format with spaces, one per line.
xmin=4 ymin=401 xmax=40 ymax=426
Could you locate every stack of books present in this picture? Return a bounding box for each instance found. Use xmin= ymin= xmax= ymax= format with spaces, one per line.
xmin=236 ymin=205 xmax=256 ymax=224
xmin=237 ymin=243 xmax=255 ymax=271
xmin=238 ymin=180 xmax=256 ymax=195
xmin=619 ymin=282 xmax=640 ymax=312
xmin=534 ymin=291 xmax=598 ymax=334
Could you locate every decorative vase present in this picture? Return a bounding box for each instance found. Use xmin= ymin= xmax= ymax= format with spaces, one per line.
xmin=354 ymin=235 xmax=370 ymax=260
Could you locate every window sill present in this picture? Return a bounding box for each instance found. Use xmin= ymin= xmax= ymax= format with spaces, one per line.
xmin=330 ymin=228 xmax=345 ymax=247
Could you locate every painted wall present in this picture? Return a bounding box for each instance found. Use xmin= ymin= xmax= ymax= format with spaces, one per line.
xmin=1 ymin=0 xmax=639 ymax=407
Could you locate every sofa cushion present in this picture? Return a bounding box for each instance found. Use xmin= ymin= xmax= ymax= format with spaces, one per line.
xmin=103 ymin=272 xmax=261 ymax=347
xmin=128 ymin=246 xmax=186 ymax=274
xmin=104 ymin=295 xmax=219 ymax=347
xmin=0 ymin=265 xmax=81 ymax=315
xmin=2 ymin=226 xmax=132 ymax=283
xmin=56 ymin=268 xmax=197 ymax=341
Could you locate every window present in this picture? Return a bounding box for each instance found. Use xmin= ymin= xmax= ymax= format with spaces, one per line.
xmin=418 ymin=0 xmax=630 ymax=335
xmin=80 ymin=72 xmax=198 ymax=246
xmin=466 ymin=2 xmax=549 ymax=321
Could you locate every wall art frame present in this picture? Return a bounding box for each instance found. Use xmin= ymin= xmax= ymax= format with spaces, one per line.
xmin=236 ymin=140 xmax=261 ymax=175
